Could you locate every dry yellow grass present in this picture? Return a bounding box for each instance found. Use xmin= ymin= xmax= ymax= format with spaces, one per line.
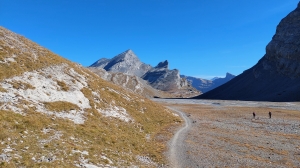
xmin=0 ymin=86 xmax=6 ymax=92
xmin=55 ymin=80 xmax=69 ymax=91
xmin=0 ymin=102 xmax=181 ymax=167
xmin=0 ymin=26 xmax=182 ymax=167
xmin=0 ymin=28 xmax=71 ymax=81
xmin=43 ymin=101 xmax=80 ymax=112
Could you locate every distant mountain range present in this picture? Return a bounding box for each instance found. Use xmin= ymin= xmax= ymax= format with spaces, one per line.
xmin=181 ymin=73 xmax=235 ymax=93
xmin=195 ymin=2 xmax=300 ymax=101
xmin=89 ymin=49 xmax=200 ymax=97
xmin=211 ymin=77 xmax=221 ymax=81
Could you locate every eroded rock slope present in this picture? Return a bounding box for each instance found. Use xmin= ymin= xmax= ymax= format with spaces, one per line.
xmin=88 ymin=67 xmax=171 ymax=98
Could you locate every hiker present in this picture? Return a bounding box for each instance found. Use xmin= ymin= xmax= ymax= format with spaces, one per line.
xmin=253 ymin=112 xmax=256 ymax=119
xmin=269 ymin=111 xmax=272 ymax=119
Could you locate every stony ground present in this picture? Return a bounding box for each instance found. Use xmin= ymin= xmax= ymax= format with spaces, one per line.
xmin=154 ymin=99 xmax=300 ymax=168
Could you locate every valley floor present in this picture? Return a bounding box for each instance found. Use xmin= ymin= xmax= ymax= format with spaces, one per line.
xmin=154 ymin=99 xmax=300 ymax=168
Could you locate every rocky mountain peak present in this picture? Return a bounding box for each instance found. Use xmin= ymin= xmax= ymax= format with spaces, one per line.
xmin=155 ymin=60 xmax=169 ymax=69
xmin=89 ymin=49 xmax=152 ymax=77
xmin=114 ymin=49 xmax=137 ymax=60
xmin=225 ymin=72 xmax=235 ymax=78
xmin=111 ymin=49 xmax=139 ymax=63
xmin=90 ymin=49 xmax=190 ymax=91
xmin=125 ymin=49 xmax=133 ymax=53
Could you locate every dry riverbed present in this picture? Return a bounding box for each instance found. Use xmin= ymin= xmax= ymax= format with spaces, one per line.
xmin=154 ymin=99 xmax=300 ymax=168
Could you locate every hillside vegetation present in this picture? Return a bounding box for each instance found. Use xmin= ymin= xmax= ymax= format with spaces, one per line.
xmin=0 ymin=26 xmax=181 ymax=167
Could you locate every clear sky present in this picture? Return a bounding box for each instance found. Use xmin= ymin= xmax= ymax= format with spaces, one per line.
xmin=1 ymin=0 xmax=299 ymax=79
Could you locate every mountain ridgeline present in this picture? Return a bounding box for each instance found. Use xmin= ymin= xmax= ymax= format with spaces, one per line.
xmin=181 ymin=73 xmax=235 ymax=93
xmin=196 ymin=2 xmax=300 ymax=101
xmin=90 ymin=50 xmax=191 ymax=92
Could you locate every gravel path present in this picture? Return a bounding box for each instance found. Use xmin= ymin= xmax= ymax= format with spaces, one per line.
xmin=154 ymin=98 xmax=300 ymax=168
xmin=166 ymin=107 xmax=192 ymax=168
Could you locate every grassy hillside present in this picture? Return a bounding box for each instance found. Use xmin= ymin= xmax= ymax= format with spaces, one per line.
xmin=0 ymin=26 xmax=181 ymax=167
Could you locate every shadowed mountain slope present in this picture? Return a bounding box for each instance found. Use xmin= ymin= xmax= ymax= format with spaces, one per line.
xmin=195 ymin=2 xmax=300 ymax=102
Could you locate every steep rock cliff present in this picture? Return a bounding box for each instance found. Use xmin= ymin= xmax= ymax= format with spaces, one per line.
xmin=196 ymin=2 xmax=300 ymax=101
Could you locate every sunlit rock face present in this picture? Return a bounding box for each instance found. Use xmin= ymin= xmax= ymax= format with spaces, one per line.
xmin=196 ymin=2 xmax=300 ymax=101
xmin=90 ymin=49 xmax=152 ymax=77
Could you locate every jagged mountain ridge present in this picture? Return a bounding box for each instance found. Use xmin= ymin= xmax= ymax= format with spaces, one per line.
xmin=0 ymin=26 xmax=180 ymax=167
xmin=142 ymin=60 xmax=188 ymax=91
xmin=196 ymin=2 xmax=300 ymax=101
xmin=90 ymin=50 xmax=191 ymax=92
xmin=181 ymin=73 xmax=235 ymax=93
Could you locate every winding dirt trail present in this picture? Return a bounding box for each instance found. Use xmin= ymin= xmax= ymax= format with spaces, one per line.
xmin=166 ymin=107 xmax=192 ymax=168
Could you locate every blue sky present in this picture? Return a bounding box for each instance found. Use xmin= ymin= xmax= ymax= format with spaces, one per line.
xmin=1 ymin=0 xmax=299 ymax=79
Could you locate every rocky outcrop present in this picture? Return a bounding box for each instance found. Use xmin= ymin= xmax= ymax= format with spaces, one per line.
xmin=195 ymin=2 xmax=300 ymax=101
xmin=182 ymin=73 xmax=235 ymax=93
xmin=142 ymin=60 xmax=188 ymax=91
xmin=155 ymin=60 xmax=169 ymax=69
xmin=90 ymin=49 xmax=152 ymax=77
